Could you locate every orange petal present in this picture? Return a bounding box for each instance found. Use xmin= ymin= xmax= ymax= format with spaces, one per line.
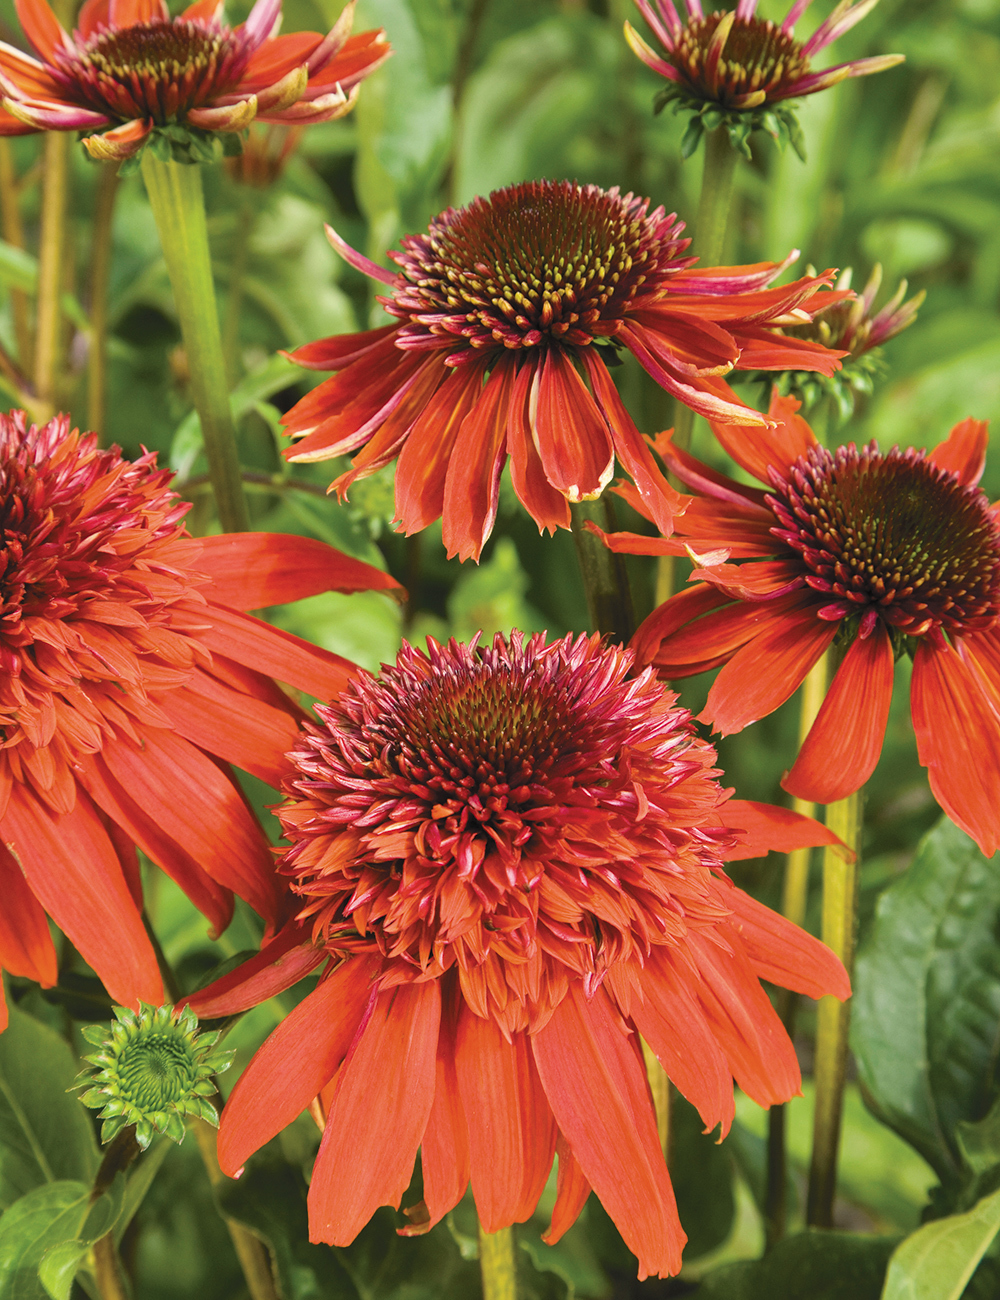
xmin=414 ymin=998 xmax=470 ymax=1231
xmin=710 ymin=390 xmax=817 ymax=484
xmin=81 ymin=117 xmax=152 ymax=161
xmin=13 ymin=0 xmax=67 ymax=60
xmin=2 ymin=783 xmax=162 ymax=1007
xmin=107 ymin=0 xmax=167 ymax=26
xmin=722 ymin=886 xmax=851 ymax=1001
xmin=506 ymin=359 xmax=571 ymax=535
xmin=218 ymin=956 xmax=376 ymax=1175
xmin=184 ymin=923 xmax=323 ymax=1018
xmin=928 ymin=417 xmax=989 ymax=487
xmin=531 ymin=983 xmax=685 ymax=1280
xmin=442 ymin=357 xmax=517 ymax=562
xmin=531 ymin=347 xmax=613 ymax=502
xmin=309 ymin=979 xmax=441 ymax=1245
xmin=0 ymin=840 xmax=58 ymax=985
xmin=542 ymin=1133 xmax=591 ymax=1246
xmin=721 ymin=798 xmax=849 ymax=861
xmin=454 ymin=1008 xmax=556 ymax=1232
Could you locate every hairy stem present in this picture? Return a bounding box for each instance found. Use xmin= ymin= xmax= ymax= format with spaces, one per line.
xmin=88 ymin=162 xmax=120 ymax=443
xmin=140 ymin=152 xmax=249 ymax=532
xmin=570 ymin=497 xmax=635 ymax=644
xmin=479 ymin=1224 xmax=518 ymax=1300
xmin=765 ymin=653 xmax=829 ymax=1245
xmin=807 ymin=788 xmax=864 ymax=1228
xmin=34 ymin=131 xmax=71 ymax=411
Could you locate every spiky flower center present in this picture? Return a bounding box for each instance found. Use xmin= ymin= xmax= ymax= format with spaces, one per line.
xmin=281 ymin=633 xmax=734 ymax=1034
xmin=674 ymin=13 xmax=809 ymax=103
xmin=387 ymin=181 xmax=689 ymax=360
xmin=117 ymin=1032 xmax=198 ymax=1109
xmin=55 ymin=20 xmax=246 ymax=122
xmin=768 ymin=444 xmax=1000 ymax=637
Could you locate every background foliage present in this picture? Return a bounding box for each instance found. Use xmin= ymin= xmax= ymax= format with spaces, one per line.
xmin=2 ymin=0 xmax=1000 ymax=1294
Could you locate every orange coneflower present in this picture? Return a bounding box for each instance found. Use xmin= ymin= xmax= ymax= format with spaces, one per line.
xmin=0 ymin=0 xmax=389 ymax=160
xmin=0 ymin=409 xmax=398 ymax=1028
xmin=190 ymin=631 xmax=848 ymax=1279
xmin=280 ymin=179 xmax=850 ymax=561
xmin=600 ymin=397 xmax=1000 ymax=854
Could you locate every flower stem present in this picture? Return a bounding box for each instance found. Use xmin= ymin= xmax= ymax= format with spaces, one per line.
xmin=222 ymin=196 xmax=255 ymax=385
xmin=193 ymin=1116 xmax=280 ymax=1300
xmin=765 ymin=653 xmax=829 ymax=1245
xmin=34 ymin=131 xmax=71 ymax=412
xmin=479 ymin=1224 xmax=518 ymax=1300
xmin=90 ymin=1127 xmax=141 ymax=1300
xmin=0 ymin=140 xmax=33 ymax=373
xmin=140 ymin=152 xmax=250 ymax=533
xmin=570 ymin=497 xmax=635 ymax=643
xmin=693 ymin=127 xmax=739 ymax=266
xmin=88 ymin=162 xmax=120 ymax=444
xmin=806 ymin=786 xmax=864 ymax=1228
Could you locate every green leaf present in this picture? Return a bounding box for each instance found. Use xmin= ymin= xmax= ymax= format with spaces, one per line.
xmin=0 ymin=242 xmax=37 ymax=294
xmin=0 ymin=1008 xmax=99 ymax=1208
xmin=35 ymin=1240 xmax=88 ymax=1300
xmin=694 ymin=1231 xmax=898 ymax=1300
xmin=671 ymin=1093 xmax=736 ymax=1260
xmin=881 ymin=1186 xmax=1000 ymax=1300
xmin=0 ymin=1182 xmax=90 ymax=1300
xmin=852 ymin=816 xmax=1000 ymax=1188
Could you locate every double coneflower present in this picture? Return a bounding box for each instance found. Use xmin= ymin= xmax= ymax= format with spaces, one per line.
xmin=0 ymin=410 xmax=396 ymax=1028
xmin=281 ymin=179 xmax=849 ymax=560
xmin=190 ymin=631 xmax=848 ymax=1279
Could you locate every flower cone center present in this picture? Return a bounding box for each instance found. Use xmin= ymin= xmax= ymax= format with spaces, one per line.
xmin=769 ymin=445 xmax=1000 ymax=636
xmin=676 ymin=13 xmax=809 ymax=101
xmin=390 ymin=181 xmax=686 ymax=355
xmin=117 ymin=1034 xmax=197 ymax=1110
xmin=58 ymin=21 xmax=244 ymax=122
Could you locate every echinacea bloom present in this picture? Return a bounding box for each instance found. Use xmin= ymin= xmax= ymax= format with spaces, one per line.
xmin=189 ymin=631 xmax=848 ymax=1278
xmin=625 ymin=0 xmax=903 ymax=155
xmin=0 ymin=0 xmax=390 ymax=161
xmin=280 ymin=179 xmax=849 ymax=561
xmin=0 ymin=410 xmax=398 ymax=1031
xmin=599 ymin=396 xmax=1000 ymax=854
xmin=772 ymin=264 xmax=924 ymax=420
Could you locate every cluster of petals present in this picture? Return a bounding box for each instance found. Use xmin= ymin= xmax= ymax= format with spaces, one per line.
xmin=625 ymin=0 xmax=904 ymax=110
xmin=0 ymin=409 xmax=398 ymax=1030
xmin=280 ymin=179 xmax=849 ymax=561
xmin=599 ymin=396 xmax=1000 ymax=855
xmin=188 ymin=631 xmax=849 ymax=1278
xmin=0 ymin=0 xmax=389 ymax=160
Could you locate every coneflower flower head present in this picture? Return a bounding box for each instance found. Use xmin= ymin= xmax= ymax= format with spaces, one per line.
xmin=773 ymin=265 xmax=925 ymax=421
xmin=196 ymin=632 xmax=849 ymax=1279
xmin=77 ymin=1003 xmax=233 ymax=1148
xmin=0 ymin=0 xmax=390 ymax=164
xmin=282 ymin=178 xmax=849 ymax=560
xmin=626 ymin=0 xmax=904 ymax=158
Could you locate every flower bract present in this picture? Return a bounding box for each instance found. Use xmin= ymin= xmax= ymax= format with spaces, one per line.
xmin=188 ymin=631 xmax=848 ymax=1279
xmin=625 ymin=0 xmax=904 ymax=157
xmin=0 ymin=409 xmax=399 ymax=1031
xmin=77 ymin=1002 xmax=233 ymax=1148
xmin=0 ymin=0 xmax=390 ymax=162
xmin=600 ymin=396 xmax=1000 ymax=854
xmin=280 ymin=179 xmax=848 ymax=561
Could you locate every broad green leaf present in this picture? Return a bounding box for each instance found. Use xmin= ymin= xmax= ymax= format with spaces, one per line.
xmin=0 ymin=1182 xmax=89 ymax=1300
xmin=0 ymin=1009 xmax=99 ymax=1208
xmin=852 ymin=817 xmax=1000 ymax=1187
xmin=881 ymin=1187 xmax=1000 ymax=1300
xmin=694 ymin=1231 xmax=897 ymax=1300
xmin=36 ymin=1242 xmax=87 ymax=1300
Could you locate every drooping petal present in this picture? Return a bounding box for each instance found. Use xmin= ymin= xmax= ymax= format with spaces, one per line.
xmin=414 ymin=998 xmax=471 ymax=1231
xmin=506 ymin=359 xmax=572 ymax=536
xmin=721 ymin=886 xmax=850 ymax=1001
xmin=184 ymin=923 xmax=324 ymax=1018
xmin=542 ymin=1134 xmax=591 ymax=1246
xmin=532 ymin=983 xmax=684 ymax=1280
xmin=442 ymin=356 xmax=517 ymax=562
xmin=455 ymin=1008 xmax=556 ymax=1231
xmin=721 ymin=799 xmax=848 ymax=861
xmin=309 ymin=979 xmax=441 ymax=1245
xmin=13 ymin=0 xmax=68 ymax=60
xmin=218 ymin=957 xmax=377 ymax=1175
xmin=81 ymin=116 xmax=153 ymax=161
xmin=928 ymin=418 xmax=989 ymax=487
xmin=702 ymin=601 xmax=837 ymax=734
xmin=911 ymin=638 xmax=1000 ymax=857
xmin=531 ymin=347 xmax=614 ymax=503
xmin=197 ymin=531 xmax=399 ymax=609
xmin=630 ymin=583 xmax=734 ymax=669
xmin=0 ymin=841 xmax=58 ymax=985
xmin=2 ymin=782 xmax=162 ymax=1007
xmin=709 ymin=391 xmax=817 ymax=485
xmin=782 ymin=622 xmax=895 ymax=804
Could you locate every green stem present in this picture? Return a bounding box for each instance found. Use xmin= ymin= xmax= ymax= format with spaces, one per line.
xmin=641 ymin=1038 xmax=671 ymax=1160
xmin=570 ymin=497 xmax=635 ymax=643
xmin=692 ymin=126 xmax=739 ymax=266
xmin=88 ymin=162 xmax=120 ymax=444
xmin=806 ymin=787 xmax=864 ymax=1228
xmin=479 ymin=1224 xmax=517 ymax=1300
xmin=35 ymin=131 xmax=71 ymax=411
xmin=766 ymin=653 xmax=829 ymax=1246
xmin=222 ymin=197 xmax=255 ymax=386
xmin=140 ymin=153 xmax=250 ymax=533
xmin=90 ymin=1127 xmax=141 ymax=1300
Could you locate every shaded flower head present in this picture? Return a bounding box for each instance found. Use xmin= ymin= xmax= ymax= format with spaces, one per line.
xmin=281 ymin=178 xmax=849 ymax=560
xmin=599 ymin=396 xmax=1000 ymax=853
xmin=78 ymin=1002 xmax=232 ymax=1148
xmin=0 ymin=409 xmax=398 ymax=1031
xmin=0 ymin=0 xmax=390 ymax=162
xmin=626 ymin=0 xmax=904 ymax=157
xmin=773 ymin=264 xmax=925 ymax=421
xmin=190 ymin=631 xmax=848 ymax=1279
